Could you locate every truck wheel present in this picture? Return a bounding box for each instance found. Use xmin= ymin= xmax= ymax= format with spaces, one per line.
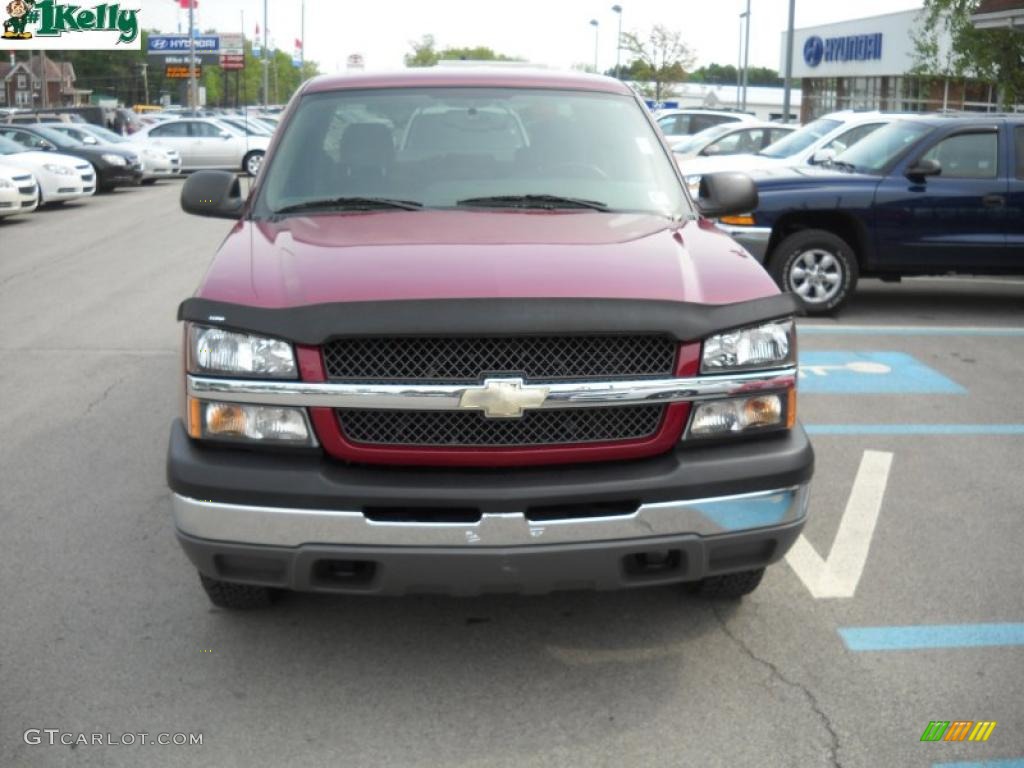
xmin=243 ymin=151 xmax=264 ymax=177
xmin=691 ymin=568 xmax=765 ymax=598
xmin=768 ymin=230 xmax=858 ymax=315
xmin=199 ymin=573 xmax=276 ymax=609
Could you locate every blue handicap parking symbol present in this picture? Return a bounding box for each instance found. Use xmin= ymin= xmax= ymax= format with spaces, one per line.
xmin=798 ymin=352 xmax=965 ymax=394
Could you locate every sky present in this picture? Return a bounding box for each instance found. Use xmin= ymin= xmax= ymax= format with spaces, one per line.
xmin=142 ymin=0 xmax=924 ymax=75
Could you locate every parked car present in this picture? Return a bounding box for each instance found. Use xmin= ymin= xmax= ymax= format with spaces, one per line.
xmin=0 ymin=123 xmax=142 ymax=192
xmin=655 ymin=108 xmax=758 ymax=140
xmin=0 ymin=164 xmax=38 ymax=218
xmin=0 ymin=135 xmax=95 ymax=204
xmin=43 ymin=122 xmax=182 ymax=184
xmin=133 ymin=117 xmax=269 ymax=176
xmin=680 ymin=111 xmax=896 ymax=193
xmin=168 ymin=69 xmax=813 ymax=608
xmin=716 ymin=114 xmax=1024 ymax=313
xmin=671 ymin=121 xmax=796 ymax=161
xmin=215 ymin=116 xmax=274 ymax=137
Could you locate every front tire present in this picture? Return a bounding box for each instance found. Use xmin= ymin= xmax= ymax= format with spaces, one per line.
xmin=243 ymin=150 xmax=264 ymax=177
xmin=768 ymin=229 xmax=858 ymax=315
xmin=199 ymin=573 xmax=276 ymax=609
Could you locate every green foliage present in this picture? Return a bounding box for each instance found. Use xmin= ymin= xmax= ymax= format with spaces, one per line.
xmin=619 ymin=25 xmax=695 ymax=101
xmin=688 ymin=63 xmax=782 ymax=86
xmin=914 ymin=0 xmax=1024 ymax=107
xmin=404 ymin=34 xmax=522 ymax=67
xmin=20 ymin=29 xmax=318 ymax=107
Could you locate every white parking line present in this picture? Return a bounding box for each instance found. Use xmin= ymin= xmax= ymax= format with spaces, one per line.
xmin=786 ymin=450 xmax=893 ymax=599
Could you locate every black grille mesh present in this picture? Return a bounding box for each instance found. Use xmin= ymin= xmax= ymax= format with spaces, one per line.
xmin=323 ymin=336 xmax=677 ymax=383
xmin=338 ymin=406 xmax=665 ymax=447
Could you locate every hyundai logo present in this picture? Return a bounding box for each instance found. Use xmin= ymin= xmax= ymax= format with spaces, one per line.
xmin=151 ymin=38 xmax=168 ymax=49
xmin=803 ymin=35 xmax=824 ymax=68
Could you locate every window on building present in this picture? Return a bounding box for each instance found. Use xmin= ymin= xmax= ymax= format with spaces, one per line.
xmin=921 ymin=132 xmax=998 ymax=179
xmin=16 ymin=74 xmax=27 ymax=89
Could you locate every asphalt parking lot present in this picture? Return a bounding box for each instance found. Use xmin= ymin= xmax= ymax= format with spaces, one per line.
xmin=1 ymin=181 xmax=1022 ymax=768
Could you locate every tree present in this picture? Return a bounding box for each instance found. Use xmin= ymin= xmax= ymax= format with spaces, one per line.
xmin=687 ymin=63 xmax=782 ymax=87
xmin=914 ymin=0 xmax=1024 ymax=107
xmin=619 ymin=25 xmax=696 ymax=102
xmin=405 ymin=35 xmax=522 ymax=67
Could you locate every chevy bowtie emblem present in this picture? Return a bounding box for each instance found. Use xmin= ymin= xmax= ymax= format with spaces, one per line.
xmin=459 ymin=378 xmax=549 ymax=418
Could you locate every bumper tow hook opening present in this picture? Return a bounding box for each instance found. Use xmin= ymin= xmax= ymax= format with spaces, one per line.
xmin=313 ymin=559 xmax=377 ymax=587
xmin=622 ymin=549 xmax=684 ymax=580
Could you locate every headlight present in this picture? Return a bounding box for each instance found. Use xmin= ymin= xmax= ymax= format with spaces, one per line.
xmin=187 ymin=398 xmax=315 ymax=445
xmin=101 ymin=153 xmax=127 ymax=166
xmin=0 ymin=178 xmax=12 ymax=189
xmin=689 ymin=392 xmax=795 ymax=437
xmin=188 ymin=324 xmax=297 ymax=378
xmin=43 ymin=163 xmax=73 ymax=175
xmin=701 ymin=320 xmax=795 ymax=373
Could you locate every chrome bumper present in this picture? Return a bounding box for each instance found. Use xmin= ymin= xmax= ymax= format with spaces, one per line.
xmin=717 ymin=224 xmax=772 ymax=262
xmin=172 ymin=485 xmax=809 ymax=548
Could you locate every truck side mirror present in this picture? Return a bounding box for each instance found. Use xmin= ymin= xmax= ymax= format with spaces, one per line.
xmin=809 ymin=148 xmax=836 ymax=165
xmin=181 ymin=170 xmax=244 ymax=219
xmin=906 ymin=158 xmax=941 ymax=182
xmin=695 ymin=171 xmax=758 ymax=219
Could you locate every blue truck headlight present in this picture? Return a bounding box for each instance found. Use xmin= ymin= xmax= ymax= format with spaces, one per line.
xmin=701 ymin=320 xmax=794 ymax=373
xmin=188 ymin=324 xmax=297 ymax=378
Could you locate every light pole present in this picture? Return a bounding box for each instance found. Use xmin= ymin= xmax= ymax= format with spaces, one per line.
xmin=737 ymin=11 xmax=745 ymax=109
xmin=188 ymin=0 xmax=196 ymax=110
xmin=589 ymin=19 xmax=599 ymax=74
xmin=782 ymin=0 xmax=796 ymax=123
xmin=262 ymin=0 xmax=269 ymax=107
xmin=741 ymin=0 xmax=751 ymax=111
xmin=611 ymin=5 xmax=623 ymax=79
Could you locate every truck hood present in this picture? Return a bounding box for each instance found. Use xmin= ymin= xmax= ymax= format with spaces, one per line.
xmin=749 ymin=165 xmax=881 ymax=191
xmin=197 ymin=211 xmax=780 ymax=308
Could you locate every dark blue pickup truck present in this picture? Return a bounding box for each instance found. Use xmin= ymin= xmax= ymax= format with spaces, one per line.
xmin=717 ymin=114 xmax=1024 ymax=313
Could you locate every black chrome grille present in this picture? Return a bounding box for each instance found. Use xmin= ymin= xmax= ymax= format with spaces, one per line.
xmin=323 ymin=336 xmax=677 ymax=383
xmin=338 ymin=406 xmax=665 ymax=447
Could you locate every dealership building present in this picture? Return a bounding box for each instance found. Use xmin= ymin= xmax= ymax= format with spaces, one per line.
xmin=781 ymin=8 xmax=1016 ymax=121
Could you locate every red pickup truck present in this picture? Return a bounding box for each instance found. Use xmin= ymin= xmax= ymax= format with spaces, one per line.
xmin=169 ymin=69 xmax=813 ymax=608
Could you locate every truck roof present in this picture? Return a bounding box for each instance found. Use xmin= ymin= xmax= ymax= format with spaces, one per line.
xmin=303 ymin=67 xmax=635 ymax=97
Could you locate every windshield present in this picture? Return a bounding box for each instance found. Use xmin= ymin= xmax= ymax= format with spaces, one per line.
xmin=759 ymin=118 xmax=841 ymax=159
xmin=26 ymin=124 xmax=81 ymax=149
xmin=255 ymin=87 xmax=690 ymax=219
xmin=833 ymin=120 xmax=933 ymax=174
xmin=0 ymin=136 xmax=26 ymax=154
xmin=673 ymin=123 xmax=734 ymax=154
xmin=85 ymin=125 xmax=128 ymax=144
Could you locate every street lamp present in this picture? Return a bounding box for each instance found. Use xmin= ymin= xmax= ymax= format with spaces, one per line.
xmin=611 ymin=5 xmax=623 ymax=79
xmin=589 ymin=19 xmax=599 ymax=74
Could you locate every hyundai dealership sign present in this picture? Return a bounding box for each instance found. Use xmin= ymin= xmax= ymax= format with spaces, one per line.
xmin=784 ymin=10 xmax=946 ymax=79
xmin=803 ymin=33 xmax=883 ymax=67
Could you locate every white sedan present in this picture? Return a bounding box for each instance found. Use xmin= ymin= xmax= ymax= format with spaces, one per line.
xmin=44 ymin=122 xmax=182 ymax=184
xmin=0 ymin=164 xmax=38 ymax=218
xmin=0 ymin=135 xmax=95 ymax=204
xmin=132 ymin=117 xmax=270 ymax=176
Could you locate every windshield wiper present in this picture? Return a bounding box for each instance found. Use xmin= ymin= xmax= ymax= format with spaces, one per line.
xmin=456 ymin=194 xmax=609 ymax=211
xmin=272 ymin=196 xmax=424 ymax=216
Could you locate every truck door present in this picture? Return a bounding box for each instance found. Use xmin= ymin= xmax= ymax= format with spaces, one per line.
xmin=1008 ymin=125 xmax=1024 ymax=268
xmin=873 ymin=125 xmax=1008 ymax=271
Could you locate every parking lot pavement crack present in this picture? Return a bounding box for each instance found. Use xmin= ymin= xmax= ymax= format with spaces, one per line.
xmin=83 ymin=375 xmax=126 ymax=419
xmin=713 ymin=606 xmax=842 ymax=768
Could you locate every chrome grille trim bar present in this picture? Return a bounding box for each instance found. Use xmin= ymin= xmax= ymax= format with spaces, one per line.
xmin=187 ymin=367 xmax=796 ymax=412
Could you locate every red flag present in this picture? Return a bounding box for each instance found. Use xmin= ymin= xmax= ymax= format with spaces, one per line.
xmin=295 ymin=38 xmax=302 ymax=50
xmin=255 ymin=23 xmax=260 ymax=34
xmin=178 ymin=0 xmax=197 ymax=8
